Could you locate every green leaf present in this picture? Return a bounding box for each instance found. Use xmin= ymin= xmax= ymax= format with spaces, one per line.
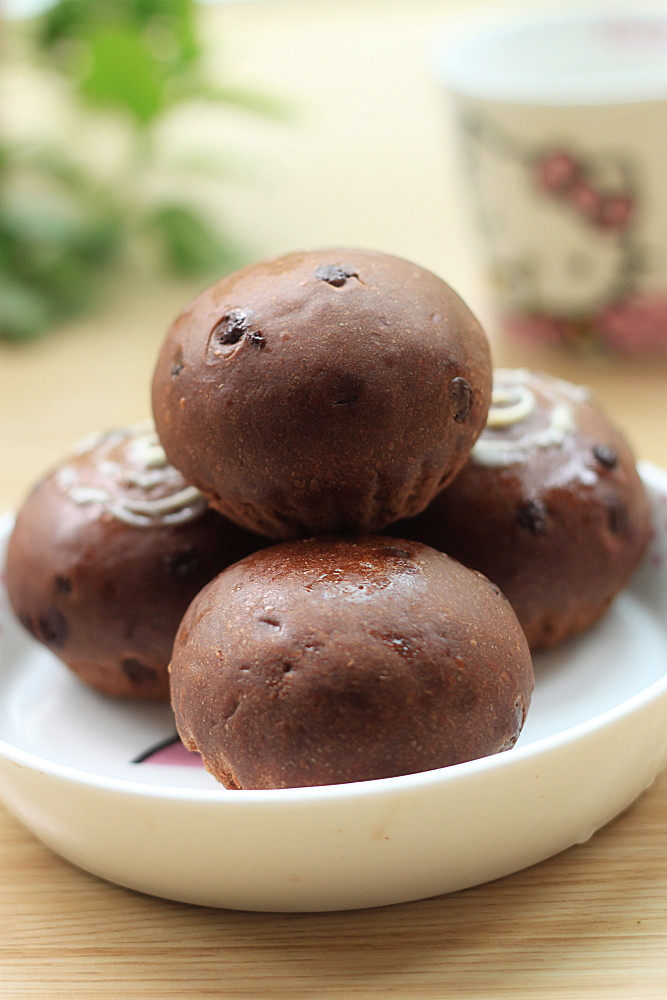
xmin=17 ymin=145 xmax=107 ymax=198
xmin=32 ymin=250 xmax=100 ymax=313
xmin=0 ymin=184 xmax=122 ymax=341
xmin=37 ymin=0 xmax=94 ymax=49
xmin=0 ymin=197 xmax=120 ymax=261
xmin=149 ymin=0 xmax=200 ymax=65
xmin=146 ymin=203 xmax=238 ymax=275
xmin=38 ymin=0 xmax=199 ymax=63
xmin=170 ymin=80 xmax=295 ymax=121
xmin=211 ymin=84 xmax=295 ymax=122
xmin=76 ymin=26 xmax=166 ymax=124
xmin=0 ymin=275 xmax=58 ymax=341
xmin=16 ymin=0 xmax=283 ymax=339
xmin=160 ymin=149 xmax=254 ymax=184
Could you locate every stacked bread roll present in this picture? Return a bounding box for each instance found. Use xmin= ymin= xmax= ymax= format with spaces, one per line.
xmin=7 ymin=249 xmax=650 ymax=789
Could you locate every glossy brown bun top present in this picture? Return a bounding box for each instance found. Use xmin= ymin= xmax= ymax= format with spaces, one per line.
xmin=6 ymin=425 xmax=264 ymax=700
xmin=396 ymin=369 xmax=651 ymax=650
xmin=170 ymin=536 xmax=533 ymax=789
xmin=152 ymin=249 xmax=491 ymax=539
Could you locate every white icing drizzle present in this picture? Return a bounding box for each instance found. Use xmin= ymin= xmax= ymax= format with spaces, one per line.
xmin=577 ymin=467 xmax=598 ymax=487
xmin=128 ymin=431 xmax=170 ymax=470
xmin=486 ymin=383 xmax=536 ymax=427
xmin=116 ymin=486 xmax=205 ymax=518
xmin=123 ymin=468 xmax=171 ymax=489
xmin=472 ymin=369 xmax=578 ymax=468
xmin=68 ymin=486 xmax=111 ymax=505
xmin=57 ymin=426 xmax=207 ymax=528
xmin=69 ymin=430 xmax=109 ymax=456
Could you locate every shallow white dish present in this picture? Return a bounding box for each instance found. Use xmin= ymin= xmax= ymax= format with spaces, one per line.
xmin=0 ymin=464 xmax=666 ymax=912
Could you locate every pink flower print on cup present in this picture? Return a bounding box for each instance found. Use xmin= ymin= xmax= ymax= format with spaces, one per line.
xmin=596 ymin=294 xmax=667 ymax=354
xmin=440 ymin=12 xmax=667 ymax=355
xmin=505 ymin=312 xmax=567 ymax=345
xmin=597 ymin=193 xmax=635 ymax=231
xmin=535 ymin=151 xmax=581 ymax=193
xmin=569 ymin=180 xmax=604 ymax=221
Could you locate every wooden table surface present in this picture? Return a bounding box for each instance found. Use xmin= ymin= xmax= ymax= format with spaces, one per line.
xmin=1 ymin=2 xmax=665 ymax=996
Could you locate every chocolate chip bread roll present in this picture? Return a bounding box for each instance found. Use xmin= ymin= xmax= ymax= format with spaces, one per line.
xmin=6 ymin=424 xmax=264 ymax=699
xmin=170 ymin=536 xmax=533 ymax=788
xmin=396 ymin=369 xmax=651 ymax=650
xmin=152 ymin=249 xmax=492 ymax=538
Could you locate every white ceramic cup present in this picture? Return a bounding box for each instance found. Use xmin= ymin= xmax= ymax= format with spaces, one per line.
xmin=437 ymin=10 xmax=667 ymax=353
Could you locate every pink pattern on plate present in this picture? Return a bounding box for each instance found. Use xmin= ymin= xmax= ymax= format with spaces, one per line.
xmin=136 ymin=736 xmax=204 ymax=767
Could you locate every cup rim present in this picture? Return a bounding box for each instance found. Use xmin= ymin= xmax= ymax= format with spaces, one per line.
xmin=435 ymin=8 xmax=667 ymax=106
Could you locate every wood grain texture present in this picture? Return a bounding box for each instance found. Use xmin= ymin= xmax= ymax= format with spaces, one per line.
xmin=1 ymin=775 xmax=665 ymax=999
xmin=1 ymin=1 xmax=666 ymax=995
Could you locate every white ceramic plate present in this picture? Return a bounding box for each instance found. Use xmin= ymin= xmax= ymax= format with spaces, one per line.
xmin=1 ymin=464 xmax=666 ymax=912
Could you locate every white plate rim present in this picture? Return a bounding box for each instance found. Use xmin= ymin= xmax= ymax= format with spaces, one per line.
xmin=1 ymin=460 xmax=665 ymax=806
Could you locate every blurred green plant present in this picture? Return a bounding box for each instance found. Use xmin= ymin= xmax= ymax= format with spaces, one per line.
xmin=1 ymin=0 xmax=288 ymax=342
xmin=0 ymin=144 xmax=120 ymax=340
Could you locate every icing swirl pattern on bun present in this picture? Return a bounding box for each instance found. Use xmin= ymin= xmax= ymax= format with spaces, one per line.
xmin=471 ymin=369 xmax=586 ymax=468
xmin=395 ymin=369 xmax=651 ymax=651
xmin=6 ymin=425 xmax=264 ymax=700
xmin=54 ymin=424 xmax=207 ymax=529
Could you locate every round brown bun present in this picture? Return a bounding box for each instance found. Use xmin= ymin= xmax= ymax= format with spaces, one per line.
xmin=152 ymin=249 xmax=491 ymax=539
xmin=395 ymin=369 xmax=651 ymax=651
xmin=6 ymin=424 xmax=264 ymax=700
xmin=170 ymin=536 xmax=533 ymax=789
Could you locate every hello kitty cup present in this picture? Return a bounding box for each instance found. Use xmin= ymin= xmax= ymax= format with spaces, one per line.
xmin=437 ymin=10 xmax=667 ymax=354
